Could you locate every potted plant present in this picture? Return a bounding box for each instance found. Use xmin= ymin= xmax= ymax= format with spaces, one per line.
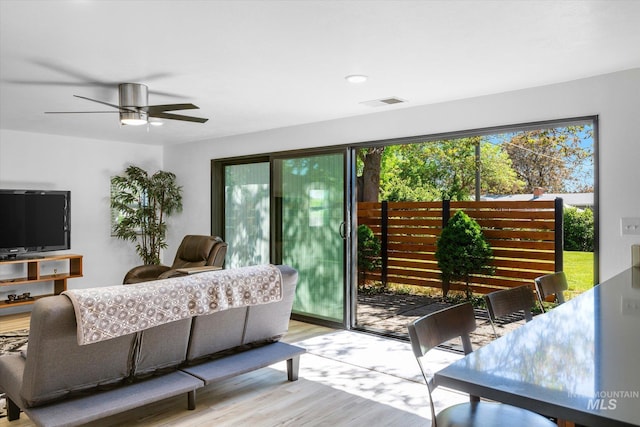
xmin=435 ymin=210 xmax=493 ymax=299
xmin=111 ymin=165 xmax=183 ymax=265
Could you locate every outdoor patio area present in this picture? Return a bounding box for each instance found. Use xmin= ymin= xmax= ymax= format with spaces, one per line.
xmin=356 ymin=292 xmax=532 ymax=349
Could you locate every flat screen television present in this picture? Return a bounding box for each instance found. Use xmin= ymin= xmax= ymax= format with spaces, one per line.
xmin=0 ymin=189 xmax=71 ymax=259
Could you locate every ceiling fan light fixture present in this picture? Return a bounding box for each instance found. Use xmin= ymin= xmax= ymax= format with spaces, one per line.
xmin=120 ymin=111 xmax=148 ymax=126
xmin=119 ymin=83 xmax=149 ymax=125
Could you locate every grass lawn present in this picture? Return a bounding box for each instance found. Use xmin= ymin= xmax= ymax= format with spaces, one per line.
xmin=564 ymin=250 xmax=595 ymax=298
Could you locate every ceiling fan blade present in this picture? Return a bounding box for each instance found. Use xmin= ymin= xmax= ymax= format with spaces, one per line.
xmin=145 ymin=103 xmax=199 ymax=113
xmin=45 ymin=111 xmax=119 ymax=114
xmin=8 ymin=80 xmax=112 ymax=87
xmin=11 ymin=59 xmax=187 ymax=98
xmin=146 ymin=89 xmax=188 ymax=99
xmin=23 ymin=59 xmax=174 ymax=87
xmin=150 ymin=111 xmax=209 ymax=123
xmin=29 ymin=59 xmax=114 ymax=86
xmin=7 ymin=78 xmax=187 ymax=99
xmin=73 ymin=95 xmax=136 ymax=113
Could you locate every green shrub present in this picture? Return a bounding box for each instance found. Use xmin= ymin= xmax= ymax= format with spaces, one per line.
xmin=357 ymin=225 xmax=382 ymax=286
xmin=435 ymin=210 xmax=493 ymax=299
xmin=564 ymin=207 xmax=594 ymax=252
xmin=443 ymin=291 xmax=486 ymax=308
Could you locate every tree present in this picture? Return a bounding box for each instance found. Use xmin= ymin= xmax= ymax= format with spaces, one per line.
xmin=357 ymin=147 xmax=385 ymax=202
xmin=502 ymin=126 xmax=593 ymax=193
xmin=111 ymin=165 xmax=183 ymax=265
xmin=435 ymin=210 xmax=493 ymax=299
xmin=378 ymin=144 xmax=442 ymax=201
xmin=479 ymin=142 xmax=526 ymax=195
xmin=358 ymin=126 xmax=592 ymax=203
xmin=378 ymin=138 xmax=523 ymax=201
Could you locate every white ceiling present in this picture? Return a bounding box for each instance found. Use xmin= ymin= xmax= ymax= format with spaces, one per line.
xmin=1 ymin=0 xmax=640 ymax=146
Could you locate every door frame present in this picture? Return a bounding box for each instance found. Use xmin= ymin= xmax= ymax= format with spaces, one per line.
xmin=212 ymin=147 xmax=354 ymax=329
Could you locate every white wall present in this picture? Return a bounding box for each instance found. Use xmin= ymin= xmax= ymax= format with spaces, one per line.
xmin=165 ymin=68 xmax=640 ymax=281
xmin=0 ymin=129 xmax=162 ymax=313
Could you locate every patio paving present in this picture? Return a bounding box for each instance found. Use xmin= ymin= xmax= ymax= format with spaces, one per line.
xmin=356 ymin=292 xmax=531 ymax=350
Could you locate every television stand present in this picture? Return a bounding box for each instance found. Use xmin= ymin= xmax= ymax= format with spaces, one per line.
xmin=0 ymin=254 xmax=83 ymax=310
xmin=1 ymin=254 xmax=45 ymax=261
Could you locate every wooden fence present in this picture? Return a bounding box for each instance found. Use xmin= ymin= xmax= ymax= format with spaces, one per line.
xmin=357 ymin=199 xmax=562 ymax=295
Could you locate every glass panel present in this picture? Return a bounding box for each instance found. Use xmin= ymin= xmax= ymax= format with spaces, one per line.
xmin=276 ymin=153 xmax=345 ymax=322
xmin=354 ymin=119 xmax=596 ymax=338
xmin=224 ymin=162 xmax=270 ymax=268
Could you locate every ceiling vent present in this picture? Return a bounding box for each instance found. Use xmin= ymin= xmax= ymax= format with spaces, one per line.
xmin=360 ymin=97 xmax=407 ymax=108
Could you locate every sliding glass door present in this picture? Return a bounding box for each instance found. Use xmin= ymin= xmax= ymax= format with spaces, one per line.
xmin=274 ymin=152 xmax=347 ymax=323
xmin=215 ymin=150 xmax=349 ymax=326
xmin=223 ymin=161 xmax=270 ymax=268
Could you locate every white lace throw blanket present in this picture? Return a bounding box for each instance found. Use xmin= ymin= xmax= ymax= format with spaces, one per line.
xmin=62 ymin=264 xmax=282 ymax=345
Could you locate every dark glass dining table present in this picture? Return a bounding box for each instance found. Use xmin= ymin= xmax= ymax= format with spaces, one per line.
xmin=434 ymin=267 xmax=640 ymax=427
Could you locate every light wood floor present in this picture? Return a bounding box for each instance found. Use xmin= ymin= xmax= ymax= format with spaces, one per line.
xmin=0 ymin=312 xmax=30 ymax=333
xmin=0 ymin=313 xmax=448 ymax=426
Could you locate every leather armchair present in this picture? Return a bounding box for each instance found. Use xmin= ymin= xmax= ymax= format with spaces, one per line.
xmin=123 ymin=235 xmax=227 ymax=284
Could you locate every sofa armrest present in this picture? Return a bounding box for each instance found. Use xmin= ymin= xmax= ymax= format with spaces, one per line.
xmin=157 ymin=269 xmax=187 ymax=280
xmin=123 ymin=265 xmax=171 ymax=284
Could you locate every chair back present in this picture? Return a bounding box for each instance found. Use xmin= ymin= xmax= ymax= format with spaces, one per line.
xmin=484 ymin=285 xmax=534 ymax=337
xmin=534 ymin=271 xmax=568 ymax=312
xmin=407 ymin=302 xmax=555 ymax=427
xmin=407 ymin=303 xmax=477 ymax=423
xmin=171 ymin=235 xmax=228 ymax=269
xmin=408 ymin=302 xmax=476 ymax=358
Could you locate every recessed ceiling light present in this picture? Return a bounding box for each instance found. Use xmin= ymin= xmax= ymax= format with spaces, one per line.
xmin=345 ymin=74 xmax=368 ymax=84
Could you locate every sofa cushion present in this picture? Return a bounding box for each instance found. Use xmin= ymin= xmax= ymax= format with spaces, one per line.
xmin=19 ymin=296 xmax=136 ymax=407
xmin=134 ymin=318 xmax=192 ymax=376
xmin=186 ymin=265 xmax=298 ymax=363
xmin=243 ymin=265 xmax=298 ymax=344
xmin=186 ymin=307 xmax=248 ymax=362
xmin=24 ymin=371 xmax=204 ymax=427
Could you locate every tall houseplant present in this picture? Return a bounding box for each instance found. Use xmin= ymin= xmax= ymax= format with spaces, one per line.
xmin=111 ymin=165 xmax=183 ymax=265
xmin=435 ymin=210 xmax=493 ymax=299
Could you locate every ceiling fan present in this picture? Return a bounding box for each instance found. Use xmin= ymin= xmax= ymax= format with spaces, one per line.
xmin=45 ymin=83 xmax=208 ymax=125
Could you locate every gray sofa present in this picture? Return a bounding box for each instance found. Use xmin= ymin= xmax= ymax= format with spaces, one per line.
xmin=0 ymin=265 xmax=304 ymax=427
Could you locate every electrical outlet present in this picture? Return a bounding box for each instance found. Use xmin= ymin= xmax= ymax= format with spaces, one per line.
xmin=621 ymin=218 xmax=640 ymax=235
xmin=622 ymin=297 xmax=640 ymax=316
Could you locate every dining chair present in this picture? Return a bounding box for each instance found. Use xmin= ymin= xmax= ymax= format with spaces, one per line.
xmin=484 ymin=285 xmax=534 ymax=338
xmin=407 ymin=303 xmax=555 ymax=427
xmin=534 ymin=271 xmax=568 ymax=313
